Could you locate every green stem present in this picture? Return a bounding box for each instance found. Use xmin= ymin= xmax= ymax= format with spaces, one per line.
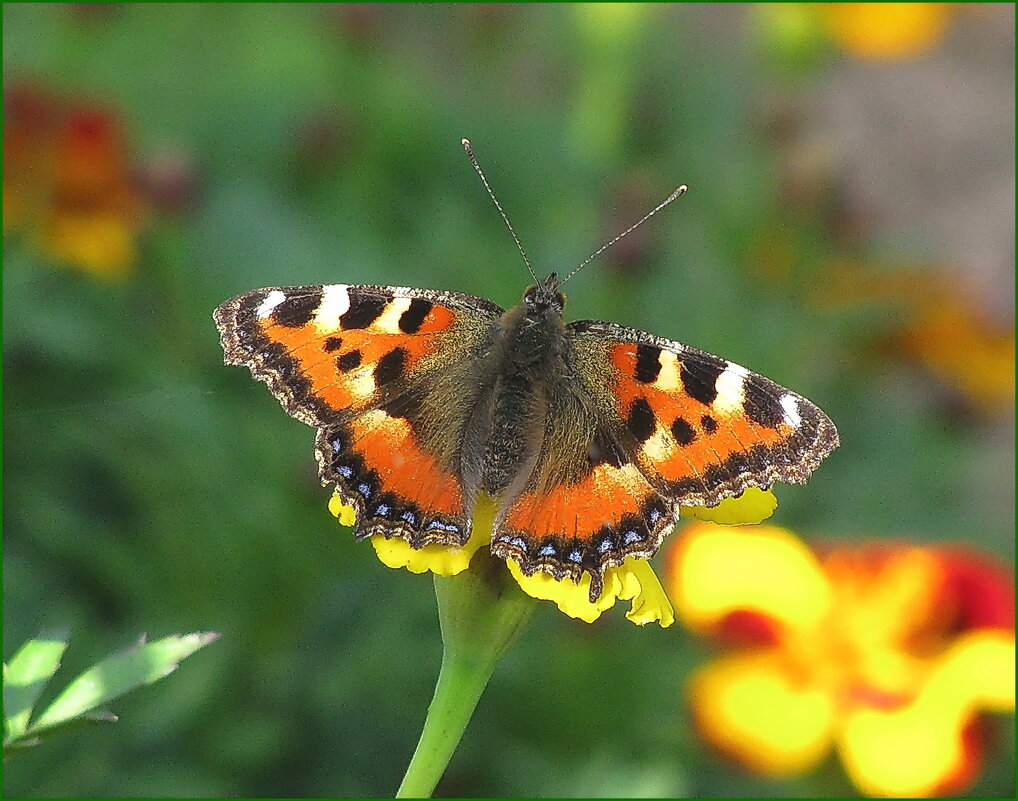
xmin=395 ymin=647 xmax=492 ymax=798
xmin=396 ymin=557 xmax=540 ymax=798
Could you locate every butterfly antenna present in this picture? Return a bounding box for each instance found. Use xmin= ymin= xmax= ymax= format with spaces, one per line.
xmin=462 ymin=138 xmax=539 ymax=283
xmin=559 ymin=184 xmax=688 ymax=286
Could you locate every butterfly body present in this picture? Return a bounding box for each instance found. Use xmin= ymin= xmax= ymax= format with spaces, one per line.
xmin=215 ymin=273 xmax=838 ymax=601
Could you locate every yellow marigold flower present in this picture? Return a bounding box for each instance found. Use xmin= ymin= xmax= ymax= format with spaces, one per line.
xmin=665 ymin=523 xmax=1016 ymax=797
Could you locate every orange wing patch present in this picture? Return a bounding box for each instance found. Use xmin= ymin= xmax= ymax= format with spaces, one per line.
xmin=214 ymin=284 xmax=460 ymax=425
xmin=316 ymin=410 xmax=471 ymax=548
xmin=504 ymin=461 xmax=652 ymax=538
xmin=493 ymin=461 xmax=675 ymax=601
xmin=608 ymin=341 xmax=838 ymax=504
xmin=347 ymin=410 xmax=464 ymax=518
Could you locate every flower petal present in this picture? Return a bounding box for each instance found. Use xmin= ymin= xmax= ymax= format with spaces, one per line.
xmin=838 ymin=628 xmax=1015 ymax=797
xmin=680 ymin=487 xmax=778 ymax=525
xmin=926 ymin=628 xmax=1016 ymax=716
xmin=665 ymin=522 xmax=832 ymax=637
xmin=327 ymin=492 xmax=488 ymax=577
xmin=617 ymin=558 xmax=675 ymax=628
xmin=935 ymin=546 xmax=1016 ymax=631
xmin=689 ymin=651 xmax=836 ymax=775
xmin=506 ymin=557 xmax=674 ymax=627
xmin=327 ymin=494 xmax=358 ymax=527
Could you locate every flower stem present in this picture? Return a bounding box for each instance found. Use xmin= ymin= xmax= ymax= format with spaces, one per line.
xmin=395 ymin=646 xmax=493 ymax=798
xmin=396 ymin=557 xmax=540 ymax=798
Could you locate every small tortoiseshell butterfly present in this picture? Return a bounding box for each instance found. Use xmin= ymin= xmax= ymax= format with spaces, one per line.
xmin=214 ymin=141 xmax=838 ymax=601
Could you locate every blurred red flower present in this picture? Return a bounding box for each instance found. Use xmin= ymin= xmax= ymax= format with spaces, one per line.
xmin=3 ymin=83 xmax=147 ymax=279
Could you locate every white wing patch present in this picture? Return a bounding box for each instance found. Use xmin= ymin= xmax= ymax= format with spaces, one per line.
xmin=712 ymin=362 xmax=749 ymax=415
xmin=314 ymin=284 xmax=352 ymax=331
xmin=780 ymin=394 xmax=802 ymax=428
xmin=372 ymin=297 xmax=414 ymax=334
xmin=256 ymin=290 xmax=287 ymax=319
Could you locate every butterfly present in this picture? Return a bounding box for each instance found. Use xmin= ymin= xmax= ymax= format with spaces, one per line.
xmin=213 ymin=143 xmax=839 ymax=602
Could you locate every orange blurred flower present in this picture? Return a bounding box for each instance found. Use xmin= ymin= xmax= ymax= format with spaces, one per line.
xmin=816 ymin=261 xmax=1015 ymax=413
xmin=3 ymin=83 xmax=147 ymax=279
xmin=664 ymin=523 xmax=1015 ymax=797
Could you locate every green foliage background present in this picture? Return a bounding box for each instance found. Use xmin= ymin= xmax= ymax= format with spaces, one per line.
xmin=4 ymin=4 xmax=1013 ymax=797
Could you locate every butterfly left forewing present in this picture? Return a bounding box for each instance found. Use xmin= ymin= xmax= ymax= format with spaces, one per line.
xmin=569 ymin=319 xmax=839 ymax=505
xmin=214 ymin=283 xmax=504 ymax=548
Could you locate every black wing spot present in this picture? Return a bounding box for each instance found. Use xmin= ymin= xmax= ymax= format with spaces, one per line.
xmin=340 ymin=294 xmax=388 ymax=329
xmin=337 ymin=349 xmax=362 ymax=372
xmin=743 ymin=374 xmax=787 ymax=428
xmin=398 ymin=297 xmax=434 ymax=334
xmin=626 ymin=397 xmax=656 ymax=443
xmin=323 ymin=336 xmax=343 ymax=352
xmin=700 ymin=414 xmax=718 ymax=433
xmin=374 ymin=347 xmax=406 ymax=385
xmin=379 ymin=385 xmax=425 ymax=420
xmin=271 ymin=288 xmax=323 ymax=327
xmin=680 ymin=353 xmax=726 ymax=405
xmin=635 ymin=344 xmax=662 ymax=383
xmin=671 ymin=416 xmax=696 ymax=446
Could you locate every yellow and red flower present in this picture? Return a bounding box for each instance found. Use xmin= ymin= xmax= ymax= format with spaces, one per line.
xmin=664 ymin=522 xmax=1015 ymax=796
xmin=3 ymin=83 xmax=147 ymax=279
xmin=330 ymin=487 xmax=778 ymax=628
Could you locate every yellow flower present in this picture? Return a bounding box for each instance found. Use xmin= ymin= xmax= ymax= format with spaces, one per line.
xmin=665 ymin=523 xmax=1016 ymax=796
xmin=756 ymin=3 xmax=960 ymax=69
xmin=330 ymin=489 xmax=778 ymax=628
xmin=823 ymin=3 xmax=954 ymax=61
xmin=680 ymin=486 xmax=778 ymax=525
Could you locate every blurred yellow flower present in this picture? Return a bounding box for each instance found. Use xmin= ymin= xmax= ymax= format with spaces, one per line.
xmin=3 ymin=84 xmax=147 ymax=279
xmin=665 ymin=523 xmax=1016 ymax=796
xmin=330 ymin=489 xmax=777 ymax=628
xmin=757 ymin=3 xmax=959 ymax=66
xmin=823 ymin=3 xmax=954 ymax=61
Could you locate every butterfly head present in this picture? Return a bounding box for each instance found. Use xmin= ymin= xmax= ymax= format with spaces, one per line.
xmin=523 ymin=273 xmax=566 ymax=314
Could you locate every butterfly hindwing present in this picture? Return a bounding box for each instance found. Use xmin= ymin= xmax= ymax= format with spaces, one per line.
xmin=214 ymin=283 xmax=504 ymax=547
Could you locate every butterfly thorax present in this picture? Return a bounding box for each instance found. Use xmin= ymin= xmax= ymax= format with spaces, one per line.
xmin=469 ymin=276 xmax=571 ymax=500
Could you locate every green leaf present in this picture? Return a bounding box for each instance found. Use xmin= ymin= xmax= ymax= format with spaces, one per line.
xmin=3 ymin=711 xmax=118 ymax=758
xmin=27 ymin=632 xmax=219 ymax=736
xmin=3 ymin=627 xmax=71 ymax=743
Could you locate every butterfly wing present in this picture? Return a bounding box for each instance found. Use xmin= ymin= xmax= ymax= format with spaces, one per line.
xmin=491 ymin=318 xmax=839 ymax=598
xmin=214 ymin=283 xmax=503 ymax=546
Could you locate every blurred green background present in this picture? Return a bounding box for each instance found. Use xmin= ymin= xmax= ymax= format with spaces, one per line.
xmin=4 ymin=3 xmax=1013 ymax=797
